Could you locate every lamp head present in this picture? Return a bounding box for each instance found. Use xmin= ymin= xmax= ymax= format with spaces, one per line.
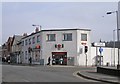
xmin=106 ymin=12 xmax=112 ymax=14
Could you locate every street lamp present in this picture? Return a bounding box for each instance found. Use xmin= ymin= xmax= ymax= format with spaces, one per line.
xmin=113 ymin=29 xmax=116 ymax=66
xmin=107 ymin=11 xmax=120 ymax=69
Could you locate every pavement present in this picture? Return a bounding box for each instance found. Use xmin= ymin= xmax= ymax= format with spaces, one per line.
xmin=77 ymin=67 xmax=120 ymax=84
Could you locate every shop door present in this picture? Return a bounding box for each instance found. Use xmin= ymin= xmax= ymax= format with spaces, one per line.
xmin=52 ymin=52 xmax=67 ymax=65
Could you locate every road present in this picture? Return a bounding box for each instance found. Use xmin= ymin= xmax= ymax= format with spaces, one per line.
xmin=2 ymin=64 xmax=105 ymax=83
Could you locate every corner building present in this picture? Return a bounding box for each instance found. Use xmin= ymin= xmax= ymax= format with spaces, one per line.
xmin=21 ymin=28 xmax=91 ymax=66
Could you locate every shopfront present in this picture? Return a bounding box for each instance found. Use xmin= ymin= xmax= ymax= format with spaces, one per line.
xmin=29 ymin=45 xmax=41 ymax=64
xmin=52 ymin=52 xmax=67 ymax=65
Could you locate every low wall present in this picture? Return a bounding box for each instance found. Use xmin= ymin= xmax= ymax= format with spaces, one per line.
xmin=97 ymin=67 xmax=120 ymax=77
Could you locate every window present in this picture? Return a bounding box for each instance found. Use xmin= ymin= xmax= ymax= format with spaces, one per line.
xmin=29 ymin=38 xmax=31 ymax=45
xmin=21 ymin=41 xmax=24 ymax=46
xmin=63 ymin=33 xmax=72 ymax=41
xmin=37 ymin=35 xmax=40 ymax=43
xmin=25 ymin=39 xmax=27 ymax=45
xmin=47 ymin=34 xmax=56 ymax=41
xmin=81 ymin=33 xmax=87 ymax=41
xmin=25 ymin=51 xmax=27 ymax=56
xmin=32 ymin=37 xmax=35 ymax=44
xmin=25 ymin=51 xmax=27 ymax=59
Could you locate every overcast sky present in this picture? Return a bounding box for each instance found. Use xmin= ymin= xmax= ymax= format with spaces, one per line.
xmin=1 ymin=0 xmax=120 ymax=44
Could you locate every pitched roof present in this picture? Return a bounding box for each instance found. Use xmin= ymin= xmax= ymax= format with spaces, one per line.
xmin=11 ymin=35 xmax=23 ymax=46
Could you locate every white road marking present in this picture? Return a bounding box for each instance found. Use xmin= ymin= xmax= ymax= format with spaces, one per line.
xmin=73 ymin=71 xmax=97 ymax=82
xmin=23 ymin=79 xmax=30 ymax=82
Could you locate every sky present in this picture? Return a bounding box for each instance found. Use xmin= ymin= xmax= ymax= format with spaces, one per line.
xmin=1 ymin=0 xmax=120 ymax=44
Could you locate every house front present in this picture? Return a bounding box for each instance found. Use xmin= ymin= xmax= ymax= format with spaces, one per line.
xmin=21 ymin=28 xmax=91 ymax=66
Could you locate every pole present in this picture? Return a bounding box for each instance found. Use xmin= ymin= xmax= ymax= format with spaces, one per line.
xmin=96 ymin=47 xmax=98 ymax=66
xmin=116 ymin=11 xmax=120 ymax=69
xmin=106 ymin=11 xmax=120 ymax=68
xmin=85 ymin=53 xmax=87 ymax=67
xmin=113 ymin=30 xmax=116 ymax=66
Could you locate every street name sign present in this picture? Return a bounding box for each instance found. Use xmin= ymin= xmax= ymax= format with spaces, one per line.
xmin=94 ymin=43 xmax=105 ymax=47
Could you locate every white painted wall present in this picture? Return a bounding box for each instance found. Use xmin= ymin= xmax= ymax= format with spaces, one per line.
xmin=91 ymin=47 xmax=118 ymax=66
xmin=41 ymin=30 xmax=77 ymax=65
xmin=76 ymin=30 xmax=91 ymax=66
xmin=21 ymin=29 xmax=91 ymax=66
xmin=21 ymin=32 xmax=42 ymax=64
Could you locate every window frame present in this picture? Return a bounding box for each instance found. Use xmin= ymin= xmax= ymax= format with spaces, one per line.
xmin=32 ymin=37 xmax=35 ymax=44
xmin=21 ymin=41 xmax=24 ymax=46
xmin=81 ymin=33 xmax=87 ymax=41
xmin=63 ymin=33 xmax=72 ymax=41
xmin=37 ymin=35 xmax=40 ymax=43
xmin=25 ymin=39 xmax=28 ymax=45
xmin=29 ymin=38 xmax=31 ymax=45
xmin=46 ymin=34 xmax=56 ymax=41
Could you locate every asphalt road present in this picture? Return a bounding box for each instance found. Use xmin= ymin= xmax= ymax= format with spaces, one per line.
xmin=2 ymin=64 xmax=105 ymax=83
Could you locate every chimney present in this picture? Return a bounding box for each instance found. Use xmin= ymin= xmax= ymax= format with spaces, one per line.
xmin=35 ymin=27 xmax=39 ymax=32
xmin=23 ymin=33 xmax=27 ymax=36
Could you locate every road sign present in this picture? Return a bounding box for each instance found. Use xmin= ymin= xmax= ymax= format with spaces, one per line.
xmin=94 ymin=43 xmax=105 ymax=47
xmin=99 ymin=47 xmax=103 ymax=54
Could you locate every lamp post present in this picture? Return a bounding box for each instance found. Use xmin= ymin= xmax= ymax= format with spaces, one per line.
xmin=113 ymin=29 xmax=116 ymax=67
xmin=107 ymin=11 xmax=120 ymax=69
xmin=113 ymin=29 xmax=120 ymax=67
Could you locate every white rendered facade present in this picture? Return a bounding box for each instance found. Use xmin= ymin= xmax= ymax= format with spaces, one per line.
xmin=21 ymin=32 xmax=42 ymax=64
xmin=21 ymin=28 xmax=91 ymax=66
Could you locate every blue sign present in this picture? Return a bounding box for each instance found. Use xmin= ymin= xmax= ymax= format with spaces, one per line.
xmin=99 ymin=47 xmax=103 ymax=54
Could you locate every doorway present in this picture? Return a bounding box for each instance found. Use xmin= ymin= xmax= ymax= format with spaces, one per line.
xmin=52 ymin=52 xmax=67 ymax=65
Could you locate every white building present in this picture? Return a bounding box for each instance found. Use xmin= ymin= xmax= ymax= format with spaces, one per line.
xmin=20 ymin=27 xmax=120 ymax=66
xmin=21 ymin=28 xmax=91 ymax=66
xmin=91 ymin=46 xmax=119 ymax=66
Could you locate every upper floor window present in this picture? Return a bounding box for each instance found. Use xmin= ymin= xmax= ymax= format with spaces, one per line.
xmin=37 ymin=35 xmax=40 ymax=43
xmin=81 ymin=33 xmax=87 ymax=41
xmin=21 ymin=41 xmax=24 ymax=46
xmin=32 ymin=37 xmax=35 ymax=44
xmin=25 ymin=39 xmax=28 ymax=45
xmin=63 ymin=33 xmax=72 ymax=41
xmin=29 ymin=38 xmax=31 ymax=45
xmin=46 ymin=34 xmax=56 ymax=41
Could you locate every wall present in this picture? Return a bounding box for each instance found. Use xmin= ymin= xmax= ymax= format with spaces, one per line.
xmin=21 ymin=32 xmax=42 ymax=64
xmin=41 ymin=30 xmax=77 ymax=65
xmin=91 ymin=47 xmax=118 ymax=66
xmin=21 ymin=29 xmax=91 ymax=66
xmin=76 ymin=30 xmax=91 ymax=66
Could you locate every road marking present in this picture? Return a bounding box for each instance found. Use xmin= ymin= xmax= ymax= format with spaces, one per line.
xmin=23 ymin=79 xmax=30 ymax=82
xmin=73 ymin=71 xmax=83 ymax=79
xmin=73 ymin=71 xmax=97 ymax=82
